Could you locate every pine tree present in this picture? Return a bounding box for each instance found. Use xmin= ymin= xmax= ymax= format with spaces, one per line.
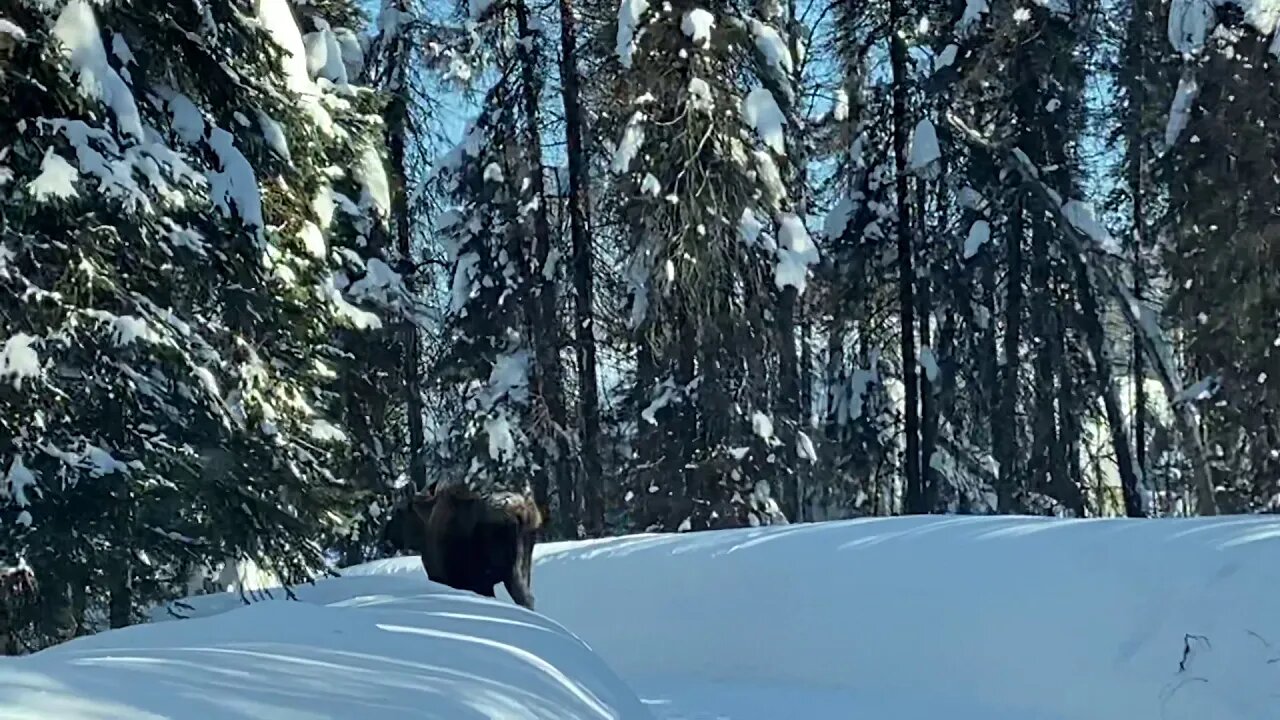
xmin=0 ymin=0 xmax=394 ymax=649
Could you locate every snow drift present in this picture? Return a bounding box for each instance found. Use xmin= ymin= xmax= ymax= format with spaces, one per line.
xmin=0 ymin=571 xmax=651 ymax=720
xmin=526 ymin=515 xmax=1280 ymax=720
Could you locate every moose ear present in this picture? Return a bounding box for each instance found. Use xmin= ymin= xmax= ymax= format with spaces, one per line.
xmin=423 ymin=479 xmax=440 ymax=497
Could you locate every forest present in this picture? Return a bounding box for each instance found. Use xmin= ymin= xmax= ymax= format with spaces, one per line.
xmin=0 ymin=0 xmax=1277 ymax=655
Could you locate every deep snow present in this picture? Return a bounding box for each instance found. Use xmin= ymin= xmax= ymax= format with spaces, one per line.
xmin=529 ymin=514 xmax=1280 ymax=720
xmin=0 ymin=572 xmax=651 ymax=719
xmin=3 ymin=514 xmax=1279 ymax=719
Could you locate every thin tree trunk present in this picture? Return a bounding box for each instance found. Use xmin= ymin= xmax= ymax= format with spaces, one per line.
xmin=1029 ymin=220 xmax=1057 ymax=504
xmin=556 ymin=0 xmax=605 ymax=537
xmin=1126 ymin=0 xmax=1149 ymax=484
xmin=888 ymin=0 xmax=921 ymax=514
xmin=998 ymin=201 xmax=1024 ymax=511
xmin=383 ymin=12 xmax=426 ymax=491
xmin=515 ymin=0 xmax=576 ymax=535
xmin=1071 ymin=255 xmax=1145 ymax=517
xmin=916 ymin=181 xmax=938 ymax=513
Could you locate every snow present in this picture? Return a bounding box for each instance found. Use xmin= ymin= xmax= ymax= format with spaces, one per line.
xmin=908 ymin=118 xmax=940 ymax=175
xmin=1164 ymin=74 xmax=1199 ymax=150
xmin=795 ymin=431 xmax=817 ymax=463
xmin=963 ymin=219 xmax=991 ymax=259
xmin=321 ymin=275 xmax=383 ymax=329
xmin=10 ymin=515 xmax=1280 ymax=719
xmin=0 ymin=18 xmax=26 ymax=41
xmin=304 ymin=27 xmax=350 ymax=87
xmin=918 ymin=346 xmax=940 ymax=381
xmin=1061 ymin=199 xmax=1119 ymax=254
xmin=485 ymin=414 xmax=518 ymax=461
xmin=206 ymin=128 xmax=264 ymax=231
xmin=958 ymin=0 xmax=989 ymax=36
xmin=1166 ymin=0 xmax=1217 ymax=55
xmin=529 ymin=515 xmax=1280 ymax=720
xmin=774 ymin=213 xmax=819 ymax=293
xmin=742 ymin=88 xmax=785 ymax=155
xmin=616 ymin=0 xmax=650 ymax=68
xmin=687 ymin=77 xmax=714 ymax=112
xmin=3 ymin=455 xmax=38 ymax=508
xmin=354 ymin=144 xmax=392 ymax=219
xmin=256 ymin=110 xmax=292 ymax=164
xmin=681 ymin=9 xmax=716 ymax=48
xmin=749 ymin=19 xmax=793 ymax=74
xmin=1168 ymin=0 xmax=1280 ymax=56
xmin=54 ymin=1 xmax=144 ymax=141
xmin=256 ymin=0 xmax=313 ymax=95
xmin=1 ymin=572 xmax=650 ymax=720
xmin=27 ymin=148 xmax=79 ymax=202
xmin=611 ymin=111 xmax=647 ymax=174
xmin=937 ymin=44 xmax=959 ymax=69
xmin=750 ymin=411 xmax=775 ymax=441
xmin=255 ymin=0 xmax=334 ymax=133
xmin=739 ymin=207 xmax=763 ymax=245
xmin=164 ymin=91 xmax=206 ymax=145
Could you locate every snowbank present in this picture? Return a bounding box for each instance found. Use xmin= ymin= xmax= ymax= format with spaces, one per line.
xmin=0 ymin=569 xmax=651 ymax=719
xmin=528 ymin=515 xmax=1280 ymax=720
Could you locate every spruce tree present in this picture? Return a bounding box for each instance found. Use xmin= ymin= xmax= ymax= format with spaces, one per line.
xmin=0 ymin=0 xmax=394 ymax=649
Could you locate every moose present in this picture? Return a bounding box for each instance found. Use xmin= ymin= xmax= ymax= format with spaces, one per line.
xmin=381 ymin=481 xmax=543 ymax=611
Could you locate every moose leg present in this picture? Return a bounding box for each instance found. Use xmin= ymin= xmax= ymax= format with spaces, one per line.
xmin=502 ymin=534 xmax=535 ymax=610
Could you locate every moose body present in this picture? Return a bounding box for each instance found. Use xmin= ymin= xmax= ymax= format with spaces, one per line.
xmin=382 ymin=483 xmax=542 ymax=610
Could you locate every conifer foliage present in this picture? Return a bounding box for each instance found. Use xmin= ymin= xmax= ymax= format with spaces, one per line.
xmin=0 ymin=0 xmax=395 ymax=649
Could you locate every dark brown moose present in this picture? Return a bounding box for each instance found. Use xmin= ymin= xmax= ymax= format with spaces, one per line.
xmin=381 ymin=482 xmax=543 ymax=611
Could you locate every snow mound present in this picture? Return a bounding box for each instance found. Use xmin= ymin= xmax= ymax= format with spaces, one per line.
xmin=1 ymin=570 xmax=651 ymax=720
xmin=529 ymin=515 xmax=1280 ymax=720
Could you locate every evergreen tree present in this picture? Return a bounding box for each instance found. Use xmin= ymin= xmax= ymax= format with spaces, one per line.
xmin=0 ymin=0 xmax=394 ymax=649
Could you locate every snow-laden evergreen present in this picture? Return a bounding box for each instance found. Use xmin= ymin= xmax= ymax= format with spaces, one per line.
xmin=0 ymin=0 xmax=398 ymax=647
xmin=603 ymin=0 xmax=812 ymax=530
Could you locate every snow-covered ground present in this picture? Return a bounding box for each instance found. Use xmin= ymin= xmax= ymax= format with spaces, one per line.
xmin=0 ymin=572 xmax=650 ymax=719
xmin=3 ymin=514 xmax=1279 ymax=719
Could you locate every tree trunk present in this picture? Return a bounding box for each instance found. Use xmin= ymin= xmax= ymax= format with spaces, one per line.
xmin=945 ymin=111 xmax=1218 ymax=515
xmin=998 ymin=201 xmax=1024 ymax=512
xmin=383 ymin=12 xmax=426 ymax=492
xmin=556 ymin=0 xmax=605 ymax=537
xmin=917 ymin=181 xmax=938 ymax=513
xmin=1126 ymin=0 xmax=1149 ymax=485
xmin=1071 ymin=257 xmax=1144 ymax=517
xmin=777 ymin=285 xmax=800 ymax=521
xmin=515 ymin=0 xmax=576 ymax=536
xmin=1029 ymin=221 xmax=1059 ymax=506
xmin=888 ymin=0 xmax=921 ymax=514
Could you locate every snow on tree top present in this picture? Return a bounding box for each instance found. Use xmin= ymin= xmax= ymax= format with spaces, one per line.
xmin=54 ymin=1 xmax=145 ymax=141
xmin=0 ymin=334 xmax=41 ymax=389
xmin=611 ymin=111 xmax=647 ymax=174
xmin=775 ymin=213 xmax=819 ymax=293
xmin=207 ymin=128 xmax=264 ymax=232
xmin=743 ymin=88 xmax=785 ymax=155
xmin=616 ymin=0 xmax=649 ymax=68
xmin=28 ymin=148 xmax=79 ymax=202
xmin=749 ymin=19 xmax=793 ymax=75
xmin=0 ymin=18 xmax=26 ymax=41
xmin=1169 ymin=0 xmax=1280 ymax=56
xmin=1060 ymin=200 xmax=1119 ymax=255
xmin=682 ymin=9 xmax=715 ymax=48
xmin=908 ymin=118 xmax=940 ymax=176
xmin=3 ymin=456 xmax=38 ymax=508
xmin=963 ymin=220 xmax=991 ymax=259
